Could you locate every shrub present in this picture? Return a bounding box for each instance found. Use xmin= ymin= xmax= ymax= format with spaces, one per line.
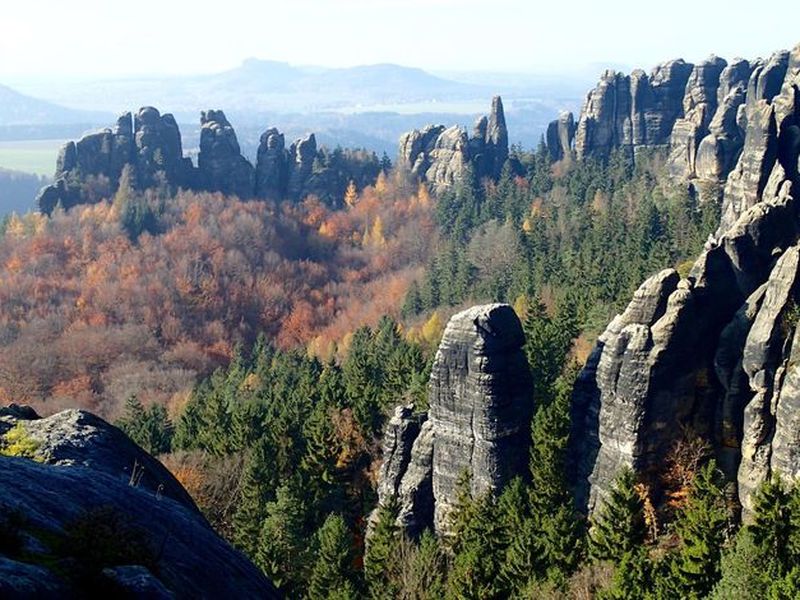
xmin=0 ymin=423 xmax=42 ymax=461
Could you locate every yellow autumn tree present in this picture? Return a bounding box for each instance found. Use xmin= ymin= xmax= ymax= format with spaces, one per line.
xmin=344 ymin=180 xmax=358 ymax=208
xmin=374 ymin=172 xmax=388 ymax=196
xmin=416 ymin=183 xmax=431 ymax=207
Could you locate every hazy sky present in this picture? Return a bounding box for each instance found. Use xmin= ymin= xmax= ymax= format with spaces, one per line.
xmin=1 ymin=0 xmax=798 ymax=78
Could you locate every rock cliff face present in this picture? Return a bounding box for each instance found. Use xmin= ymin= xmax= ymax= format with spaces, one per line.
xmin=36 ymin=107 xmax=377 ymax=213
xmin=398 ymin=97 xmax=509 ymax=192
xmin=0 ymin=405 xmax=278 ymax=598
xmin=553 ymin=47 xmax=797 ymax=214
xmin=371 ymin=304 xmax=533 ymax=537
xmin=572 ymin=43 xmax=800 ymax=517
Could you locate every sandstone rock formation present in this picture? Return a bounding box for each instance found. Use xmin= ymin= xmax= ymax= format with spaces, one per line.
xmin=198 ymin=109 xmax=255 ymax=198
xmin=573 ymin=43 xmax=800 ymax=517
xmin=573 ymin=59 xmax=693 ymax=161
xmin=398 ymin=97 xmax=509 ymax=192
xmin=0 ymin=406 xmax=278 ymax=598
xmin=36 ymin=107 xmax=377 ymax=213
xmin=371 ymin=303 xmax=533 ymax=537
xmin=546 ymin=111 xmax=576 ymax=161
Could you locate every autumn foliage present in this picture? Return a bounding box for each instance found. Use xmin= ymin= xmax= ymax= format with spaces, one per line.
xmin=0 ymin=176 xmax=437 ymax=418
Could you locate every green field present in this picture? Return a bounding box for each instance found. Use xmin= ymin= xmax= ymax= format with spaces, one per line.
xmin=0 ymin=140 xmax=63 ymax=176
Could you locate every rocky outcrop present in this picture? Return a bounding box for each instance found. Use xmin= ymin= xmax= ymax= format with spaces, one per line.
xmin=574 ymin=60 xmax=693 ymax=161
xmin=546 ymin=111 xmax=576 ymax=161
xmin=36 ymin=108 xmax=378 ymax=213
xmin=287 ymin=133 xmax=317 ymax=201
xmin=0 ymin=406 xmax=278 ymax=598
xmin=198 ymin=110 xmax=255 ymax=198
xmin=667 ymin=56 xmax=728 ymax=178
xmin=0 ymin=407 xmax=195 ymax=509
xmin=37 ymin=107 xmax=192 ymax=213
xmin=398 ymin=97 xmax=509 ymax=192
xmin=573 ymin=43 xmax=800 ymax=517
xmin=371 ymin=303 xmax=533 ymax=537
xmin=255 ymin=128 xmax=288 ymax=200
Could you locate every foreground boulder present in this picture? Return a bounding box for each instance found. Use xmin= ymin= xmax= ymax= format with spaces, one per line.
xmin=371 ymin=303 xmax=533 ymax=537
xmin=0 ymin=406 xmax=279 ymax=598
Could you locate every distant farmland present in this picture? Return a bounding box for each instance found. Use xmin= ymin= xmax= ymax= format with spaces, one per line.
xmin=0 ymin=139 xmax=62 ymax=176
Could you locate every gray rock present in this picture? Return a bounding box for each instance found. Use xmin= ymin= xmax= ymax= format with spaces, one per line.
xmin=668 ymin=56 xmax=728 ymax=178
xmin=575 ymin=44 xmax=800 ymax=519
xmin=255 ymin=128 xmax=288 ymax=200
xmin=0 ymin=408 xmax=196 ymax=511
xmin=0 ymin=454 xmax=278 ymax=598
xmin=287 ymin=133 xmax=317 ymax=201
xmin=397 ymin=97 xmax=509 ymax=191
xmin=198 ymin=110 xmax=255 ymax=198
xmin=429 ymin=303 xmax=533 ymax=533
xmin=370 ymin=303 xmax=533 ymax=537
xmin=102 ymin=565 xmax=175 ymax=598
xmin=546 ymin=111 xmax=576 ymax=161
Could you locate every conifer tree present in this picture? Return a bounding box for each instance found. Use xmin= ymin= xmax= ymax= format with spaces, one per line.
xmin=233 ymin=438 xmax=278 ymax=557
xmin=307 ymin=513 xmax=358 ymax=600
xmin=406 ymin=530 xmax=446 ymax=600
xmin=256 ymin=483 xmax=308 ymax=592
xmin=749 ymin=475 xmax=792 ymax=575
xmin=589 ymin=467 xmax=646 ymax=563
xmin=364 ymin=495 xmax=400 ymax=599
xmin=670 ymin=460 xmax=729 ymax=598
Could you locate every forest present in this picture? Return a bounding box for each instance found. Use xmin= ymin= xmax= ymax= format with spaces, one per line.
xmin=5 ymin=139 xmax=793 ymax=598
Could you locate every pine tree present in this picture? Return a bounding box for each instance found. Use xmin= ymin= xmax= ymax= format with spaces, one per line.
xmin=670 ymin=460 xmax=729 ymax=598
xmin=364 ymin=495 xmax=400 ymax=599
xmin=710 ymin=529 xmax=772 ymax=600
xmin=446 ymin=492 xmax=505 ymax=600
xmin=233 ymin=438 xmax=278 ymax=557
xmin=602 ymin=546 xmax=653 ymax=600
xmin=589 ymin=467 xmax=646 ymax=563
xmin=405 ymin=530 xmax=446 ymax=600
xmin=307 ymin=513 xmax=358 ymax=600
xmin=256 ymin=483 xmax=308 ymax=592
xmin=749 ymin=475 xmax=792 ymax=575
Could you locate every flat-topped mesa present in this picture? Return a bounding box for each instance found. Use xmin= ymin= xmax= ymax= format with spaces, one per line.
xmin=370 ymin=303 xmax=534 ymax=538
xmin=398 ymin=96 xmax=510 ymax=193
xmin=572 ymin=42 xmax=800 ymax=518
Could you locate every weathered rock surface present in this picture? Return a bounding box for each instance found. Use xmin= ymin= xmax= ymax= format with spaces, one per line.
xmin=0 ymin=407 xmax=279 ymax=598
xmin=546 ymin=111 xmax=576 ymax=161
xmin=573 ymin=43 xmax=800 ymax=517
xmin=198 ymin=110 xmax=255 ymax=198
xmin=398 ymin=97 xmax=509 ymax=192
xmin=0 ymin=407 xmax=196 ymax=509
xmin=371 ymin=303 xmax=533 ymax=537
xmin=36 ymin=107 xmax=376 ymax=212
xmin=574 ymin=59 xmax=693 ymax=161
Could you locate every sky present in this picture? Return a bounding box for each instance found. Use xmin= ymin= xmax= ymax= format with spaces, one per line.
xmin=1 ymin=0 xmax=798 ymax=79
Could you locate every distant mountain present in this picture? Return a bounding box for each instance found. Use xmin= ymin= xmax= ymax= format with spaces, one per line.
xmin=0 ymin=84 xmax=109 ymax=125
xmin=8 ymin=60 xmax=513 ymax=115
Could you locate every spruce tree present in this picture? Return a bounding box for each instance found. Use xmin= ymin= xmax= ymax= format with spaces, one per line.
xmin=589 ymin=467 xmax=646 ymax=563
xmin=406 ymin=530 xmax=446 ymax=600
xmin=256 ymin=482 xmax=308 ymax=592
xmin=364 ymin=495 xmax=400 ymax=599
xmin=749 ymin=475 xmax=792 ymax=575
xmin=233 ymin=438 xmax=278 ymax=557
xmin=307 ymin=513 xmax=358 ymax=600
xmin=670 ymin=460 xmax=729 ymax=598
